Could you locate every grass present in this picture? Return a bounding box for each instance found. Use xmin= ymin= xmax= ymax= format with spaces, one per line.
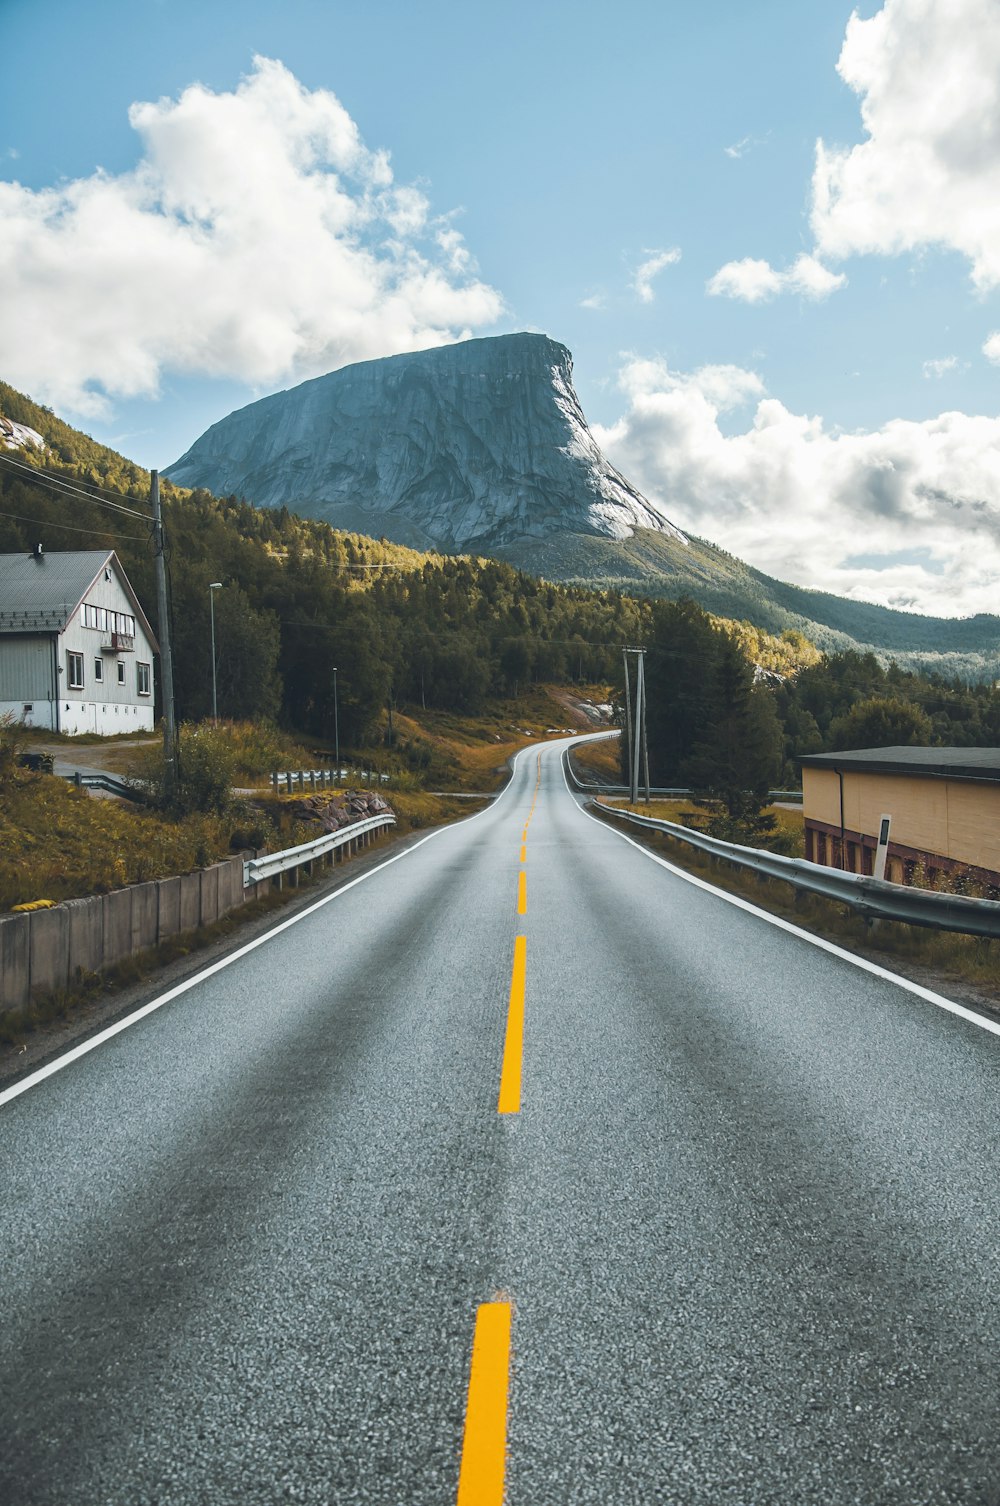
xmin=0 ymin=686 xmax=597 ymax=914
xmin=592 ymin=800 xmax=1000 ymax=1009
xmin=611 ymin=797 xmax=806 ymax=858
xmin=570 ymin=737 xmax=622 ymax=785
xmin=0 ymin=770 xmax=239 ymax=910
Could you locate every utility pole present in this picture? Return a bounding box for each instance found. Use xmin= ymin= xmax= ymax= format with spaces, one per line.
xmin=631 ymin=651 xmax=643 ymax=805
xmin=209 ymin=582 xmax=222 ymax=725
xmin=150 ymin=471 xmax=177 ymax=802
xmin=622 ymin=649 xmax=633 ymax=793
xmin=640 ymin=652 xmax=651 ymax=804
xmin=332 ymin=665 xmax=340 ymax=778
xmin=623 ymin=645 xmax=651 ymax=805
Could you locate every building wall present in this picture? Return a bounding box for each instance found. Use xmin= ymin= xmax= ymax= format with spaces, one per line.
xmin=56 ymin=574 xmax=156 ymax=736
xmin=0 ymin=634 xmax=58 ymax=728
xmin=803 ymin=766 xmax=1000 ymax=880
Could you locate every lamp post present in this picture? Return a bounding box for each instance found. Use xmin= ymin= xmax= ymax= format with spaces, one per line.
xmin=209 ymin=582 xmax=222 ymax=724
xmin=332 ymin=665 xmax=340 ymax=781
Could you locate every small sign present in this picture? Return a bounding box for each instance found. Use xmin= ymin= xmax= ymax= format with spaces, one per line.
xmin=874 ymin=814 xmax=892 ymax=881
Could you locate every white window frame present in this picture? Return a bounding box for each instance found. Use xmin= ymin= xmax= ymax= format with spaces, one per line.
xmin=117 ymin=660 xmax=126 ymax=686
xmin=93 ymin=657 xmax=104 ymax=683
xmin=137 ymin=661 xmax=151 ymax=697
xmin=67 ymin=651 xmax=84 ymax=690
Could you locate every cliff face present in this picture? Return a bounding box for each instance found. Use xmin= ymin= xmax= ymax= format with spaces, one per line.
xmin=165 ymin=333 xmax=686 ymax=551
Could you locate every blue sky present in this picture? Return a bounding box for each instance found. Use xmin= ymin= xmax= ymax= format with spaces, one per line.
xmin=2 ymin=0 xmax=1000 ymax=617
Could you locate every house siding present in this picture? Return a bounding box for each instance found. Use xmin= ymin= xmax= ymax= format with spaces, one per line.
xmin=802 ymin=765 xmax=1000 ymax=885
xmin=0 ymin=557 xmax=157 ymax=736
xmin=58 ymin=593 xmax=156 ymax=735
xmin=0 ymin=634 xmax=56 ymax=705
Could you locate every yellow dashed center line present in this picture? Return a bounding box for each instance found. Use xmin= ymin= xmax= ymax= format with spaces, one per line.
xmin=456 ymin=1301 xmax=512 ymax=1506
xmin=498 ymin=936 xmax=527 ymax=1115
xmin=519 ymin=843 xmax=526 ymax=863
xmin=517 ymin=870 xmax=527 ymax=916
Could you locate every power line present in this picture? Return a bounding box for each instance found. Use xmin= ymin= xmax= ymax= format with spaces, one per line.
xmin=0 ymin=506 xmax=148 ymax=542
xmin=0 ymin=453 xmax=151 ymax=519
xmin=0 ymin=449 xmax=152 ymax=509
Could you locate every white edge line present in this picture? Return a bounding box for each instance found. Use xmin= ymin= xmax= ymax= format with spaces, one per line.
xmin=560 ymin=741 xmax=1000 ymax=1041
xmin=0 ymin=749 xmax=530 ymax=1110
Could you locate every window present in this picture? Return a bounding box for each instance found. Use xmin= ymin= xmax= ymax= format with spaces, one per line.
xmin=137 ymin=661 xmax=151 ymax=697
xmin=83 ymin=603 xmax=98 ymax=629
xmin=67 ymin=651 xmax=84 ymax=689
xmin=117 ymin=661 xmax=126 ymax=685
xmin=94 ymin=657 xmax=104 ymax=683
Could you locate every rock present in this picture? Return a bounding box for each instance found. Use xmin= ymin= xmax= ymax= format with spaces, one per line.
xmin=164 ymin=333 xmax=686 ymax=552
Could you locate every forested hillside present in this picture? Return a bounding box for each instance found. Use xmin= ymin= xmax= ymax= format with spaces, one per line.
xmin=0 ymin=381 xmax=654 ymax=741
xmin=4 ymin=380 xmax=999 ymax=789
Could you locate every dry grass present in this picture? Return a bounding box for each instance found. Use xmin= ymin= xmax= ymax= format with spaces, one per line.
xmin=570 ymin=737 xmax=621 ymax=785
xmin=385 ymin=685 xmax=594 ymax=790
xmin=611 ymin=797 xmax=806 ymax=858
xmin=0 ymin=770 xmax=238 ymax=911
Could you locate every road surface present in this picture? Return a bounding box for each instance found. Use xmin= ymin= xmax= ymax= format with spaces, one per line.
xmin=2 ymin=736 xmax=998 ymax=1504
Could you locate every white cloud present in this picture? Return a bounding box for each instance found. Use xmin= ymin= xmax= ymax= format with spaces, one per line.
xmin=723 ymin=132 xmax=768 ymax=160
xmin=983 ymin=332 xmax=1000 ymax=364
xmin=922 ymin=356 xmax=960 ymax=378
xmin=812 ymin=0 xmax=1000 ymax=290
xmin=594 ymin=357 xmax=1000 ymax=617
xmin=707 ymin=253 xmax=846 ymax=303
xmin=632 ymin=247 xmax=681 ymax=303
xmin=0 ymin=57 xmax=504 ymax=419
xmin=580 ymin=293 xmax=605 ymax=310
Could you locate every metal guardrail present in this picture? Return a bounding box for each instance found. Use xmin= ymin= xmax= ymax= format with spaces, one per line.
xmin=243 ymin=812 xmax=396 ymax=888
xmin=66 ymin=771 xmax=149 ymax=803
xmin=592 ymin=801 xmax=1000 ymax=940
xmin=271 ymin=768 xmax=391 ymax=792
xmin=564 ymin=749 xmax=802 ymax=803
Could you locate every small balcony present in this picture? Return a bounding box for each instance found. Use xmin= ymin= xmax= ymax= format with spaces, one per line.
xmin=101 ymin=632 xmax=135 ymax=653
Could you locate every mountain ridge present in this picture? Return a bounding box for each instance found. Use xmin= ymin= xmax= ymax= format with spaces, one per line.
xmin=164 ymin=333 xmax=1000 ymax=677
xmin=166 ymin=332 xmax=684 ymax=550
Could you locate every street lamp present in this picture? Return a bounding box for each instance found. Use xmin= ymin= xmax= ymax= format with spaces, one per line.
xmin=209 ymin=582 xmax=223 ymax=724
xmin=332 ymin=665 xmax=340 ymax=781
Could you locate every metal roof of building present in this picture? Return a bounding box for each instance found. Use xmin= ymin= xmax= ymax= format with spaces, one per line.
xmin=799 ymin=746 xmax=1000 ymax=783
xmin=0 ymin=548 xmax=157 ymax=646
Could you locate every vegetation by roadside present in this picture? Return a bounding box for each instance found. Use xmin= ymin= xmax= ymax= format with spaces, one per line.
xmin=592 ymin=801 xmax=1000 ymax=1011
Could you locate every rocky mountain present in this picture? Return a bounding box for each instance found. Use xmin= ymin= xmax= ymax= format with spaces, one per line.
xmin=166 ymin=334 xmax=1000 ymax=678
xmin=166 ymin=333 xmax=685 ymax=552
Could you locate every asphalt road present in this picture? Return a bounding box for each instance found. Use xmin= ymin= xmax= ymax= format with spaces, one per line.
xmin=2 ymin=737 xmax=998 ymax=1505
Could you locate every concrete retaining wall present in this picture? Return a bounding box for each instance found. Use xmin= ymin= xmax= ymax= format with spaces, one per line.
xmin=0 ymin=857 xmax=248 ymax=1013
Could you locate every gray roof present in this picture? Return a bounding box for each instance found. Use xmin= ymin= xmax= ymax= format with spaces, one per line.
xmin=0 ymin=549 xmax=157 ymax=647
xmin=800 ymin=746 xmax=1000 ymax=784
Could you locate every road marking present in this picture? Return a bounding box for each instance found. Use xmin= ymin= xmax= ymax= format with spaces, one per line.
xmin=517 ymin=870 xmax=527 ymax=915
xmin=561 ymin=744 xmax=1000 ymax=1041
xmin=520 ymin=843 xmax=526 ymax=863
xmin=456 ymin=1301 xmax=512 ymax=1506
xmin=498 ymin=936 xmax=527 ymax=1114
xmin=0 ymin=748 xmax=541 ymax=1111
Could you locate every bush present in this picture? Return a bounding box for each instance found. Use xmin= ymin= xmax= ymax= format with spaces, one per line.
xmin=133 ymin=722 xmax=238 ymax=816
xmin=0 ymin=712 xmax=25 ymax=785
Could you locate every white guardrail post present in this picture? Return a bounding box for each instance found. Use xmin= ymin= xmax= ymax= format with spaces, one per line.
xmin=587 ymin=797 xmax=1000 ymax=941
xmin=243 ymin=813 xmax=396 ymax=890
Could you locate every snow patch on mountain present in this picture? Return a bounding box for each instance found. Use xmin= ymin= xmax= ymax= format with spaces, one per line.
xmin=549 ymin=361 xmax=686 ymax=544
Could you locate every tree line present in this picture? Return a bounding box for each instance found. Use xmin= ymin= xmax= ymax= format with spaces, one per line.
xmin=2 ymin=379 xmax=999 ymax=814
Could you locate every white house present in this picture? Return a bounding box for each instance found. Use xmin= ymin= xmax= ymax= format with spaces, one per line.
xmin=0 ymin=547 xmax=158 ymax=735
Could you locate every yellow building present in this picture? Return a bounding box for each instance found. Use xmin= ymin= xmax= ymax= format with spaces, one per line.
xmin=800 ymin=746 xmax=1000 ymax=891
